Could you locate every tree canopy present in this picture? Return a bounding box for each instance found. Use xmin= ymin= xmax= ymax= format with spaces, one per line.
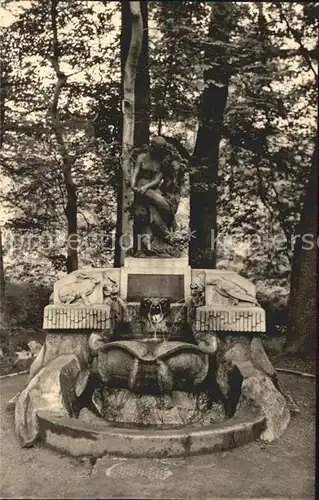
xmin=0 ymin=1 xmax=317 ymax=329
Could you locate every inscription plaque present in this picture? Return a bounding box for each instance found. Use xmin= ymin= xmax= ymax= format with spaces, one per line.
xmin=127 ymin=274 xmax=184 ymax=302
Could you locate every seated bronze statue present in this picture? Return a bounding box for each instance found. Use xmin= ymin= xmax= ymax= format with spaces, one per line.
xmin=131 ymin=136 xmax=187 ymax=257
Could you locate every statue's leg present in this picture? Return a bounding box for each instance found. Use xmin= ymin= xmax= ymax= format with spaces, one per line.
xmin=143 ymin=190 xmax=171 ymax=213
xmin=144 ymin=190 xmax=175 ymax=236
xmin=138 ymin=191 xmax=179 ymax=254
xmin=133 ymin=201 xmax=153 ymax=254
xmin=150 ymin=208 xmax=172 ymax=242
xmin=135 ymin=225 xmax=153 ymax=254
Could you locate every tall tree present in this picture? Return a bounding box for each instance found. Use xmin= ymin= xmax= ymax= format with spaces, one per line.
xmin=0 ymin=60 xmax=10 ymax=149
xmin=282 ymin=1 xmax=318 ymax=358
xmin=0 ymin=223 xmax=5 ymax=329
xmin=49 ymin=0 xmax=78 ymax=272
xmin=286 ymin=142 xmax=316 ymax=358
xmin=115 ymin=1 xmax=144 ymax=267
xmin=0 ymin=44 xmax=9 ymax=327
xmin=190 ymin=2 xmax=235 ymax=268
xmin=109 ymin=0 xmax=149 ymax=148
xmin=133 ymin=1 xmax=150 ymax=147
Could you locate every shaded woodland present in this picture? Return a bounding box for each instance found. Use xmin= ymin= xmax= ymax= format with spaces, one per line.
xmin=0 ymin=1 xmax=317 ymax=359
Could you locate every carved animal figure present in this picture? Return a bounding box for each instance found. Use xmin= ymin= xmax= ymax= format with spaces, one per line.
xmin=58 ymin=273 xmax=101 ymax=305
xmin=103 ymin=278 xmax=130 ymax=322
xmin=208 ymin=278 xmax=259 ymax=306
xmin=190 ymin=280 xmax=205 ymax=307
xmin=102 ymin=277 xmax=118 ymax=300
xmin=140 ymin=297 xmax=171 ymax=324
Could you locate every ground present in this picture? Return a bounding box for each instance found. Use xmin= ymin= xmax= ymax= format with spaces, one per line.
xmin=0 ymin=366 xmax=315 ymax=499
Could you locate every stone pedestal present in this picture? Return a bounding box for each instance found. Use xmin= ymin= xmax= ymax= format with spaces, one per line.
xmin=43 ymin=305 xmax=112 ymax=330
xmin=44 ymin=268 xmax=121 ymax=330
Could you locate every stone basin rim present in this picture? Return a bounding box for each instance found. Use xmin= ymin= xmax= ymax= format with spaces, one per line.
xmin=38 ymin=409 xmax=265 ymax=436
xmin=36 ymin=409 xmax=266 ymax=458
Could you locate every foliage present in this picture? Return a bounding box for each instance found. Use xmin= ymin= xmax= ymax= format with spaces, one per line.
xmin=4 ymin=279 xmax=51 ymax=329
xmin=217 ymin=2 xmax=317 ymax=285
xmin=149 ymin=1 xmax=208 ymax=135
xmin=0 ymin=0 xmax=121 ymax=274
xmin=0 ymin=1 xmax=317 ymax=316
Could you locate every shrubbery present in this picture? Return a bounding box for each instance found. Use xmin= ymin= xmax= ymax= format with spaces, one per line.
xmin=5 ymin=280 xmax=51 ymax=329
xmin=0 ymin=280 xmax=50 ymax=369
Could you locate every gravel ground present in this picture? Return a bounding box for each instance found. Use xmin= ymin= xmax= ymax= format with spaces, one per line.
xmin=0 ymin=370 xmax=315 ymax=499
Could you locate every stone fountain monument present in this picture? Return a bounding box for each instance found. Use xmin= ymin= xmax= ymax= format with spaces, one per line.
xmin=13 ymin=137 xmax=290 ymax=457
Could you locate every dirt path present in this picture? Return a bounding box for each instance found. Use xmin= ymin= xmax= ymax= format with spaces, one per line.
xmin=0 ymin=373 xmax=315 ymax=499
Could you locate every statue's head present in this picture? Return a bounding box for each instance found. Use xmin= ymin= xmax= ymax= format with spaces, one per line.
xmin=150 ymin=136 xmax=167 ymax=159
xmin=150 ymin=136 xmax=166 ymax=149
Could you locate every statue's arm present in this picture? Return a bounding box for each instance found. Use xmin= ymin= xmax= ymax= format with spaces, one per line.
xmin=140 ymin=172 xmax=162 ymax=193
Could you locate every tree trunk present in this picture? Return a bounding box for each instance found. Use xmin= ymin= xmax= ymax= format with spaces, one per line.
xmin=115 ymin=1 xmax=143 ymax=267
xmin=190 ymin=2 xmax=233 ymax=268
xmin=0 ymin=227 xmax=5 ymax=329
xmin=64 ymin=173 xmax=78 ymax=273
xmin=115 ymin=0 xmax=148 ymax=267
xmin=286 ymin=143 xmax=317 ymax=358
xmin=0 ymin=64 xmax=6 ymax=326
xmin=134 ymin=1 xmax=150 ymax=147
xmin=0 ymin=62 xmax=7 ymax=149
xmin=50 ymin=0 xmax=78 ymax=273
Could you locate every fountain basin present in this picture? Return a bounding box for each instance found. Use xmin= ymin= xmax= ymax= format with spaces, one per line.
xmin=92 ymin=389 xmax=225 ymax=427
xmin=37 ymin=408 xmax=266 ymax=458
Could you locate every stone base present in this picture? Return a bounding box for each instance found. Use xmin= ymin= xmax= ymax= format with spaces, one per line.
xmin=43 ymin=267 xmax=267 ymax=336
